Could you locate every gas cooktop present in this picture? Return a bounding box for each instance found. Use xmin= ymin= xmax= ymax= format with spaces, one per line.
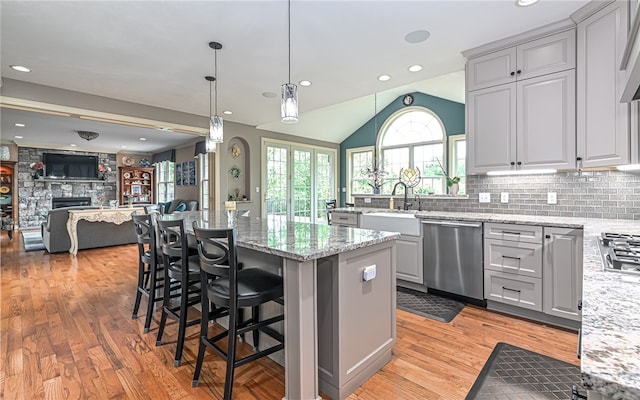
xmin=599 ymin=233 xmax=640 ymax=275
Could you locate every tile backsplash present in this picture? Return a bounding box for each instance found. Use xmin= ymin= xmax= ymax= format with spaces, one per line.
xmin=354 ymin=170 xmax=640 ymax=220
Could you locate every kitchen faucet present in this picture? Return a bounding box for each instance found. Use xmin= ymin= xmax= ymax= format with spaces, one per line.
xmin=391 ymin=181 xmax=410 ymax=210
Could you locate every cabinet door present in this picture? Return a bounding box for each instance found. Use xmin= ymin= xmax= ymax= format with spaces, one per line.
xmin=466 ymin=47 xmax=517 ymax=91
xmin=543 ymin=227 xmax=583 ymax=321
xmin=517 ymin=70 xmax=576 ymax=170
xmin=517 ymin=29 xmax=576 ymax=80
xmin=577 ymin=1 xmax=630 ymax=168
xmin=467 ymin=84 xmax=517 ymax=173
xmin=396 ymin=235 xmax=423 ymax=284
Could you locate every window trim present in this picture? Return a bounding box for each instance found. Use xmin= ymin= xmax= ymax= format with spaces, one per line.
xmin=346 ymin=145 xmax=374 ymax=202
xmin=448 ymin=134 xmax=466 ymax=195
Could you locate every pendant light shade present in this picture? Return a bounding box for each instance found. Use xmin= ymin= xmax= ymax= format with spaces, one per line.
xmin=281 ymin=0 xmax=299 ymax=123
xmin=206 ymin=41 xmax=224 ymax=152
xmin=281 ymin=83 xmax=298 ymax=123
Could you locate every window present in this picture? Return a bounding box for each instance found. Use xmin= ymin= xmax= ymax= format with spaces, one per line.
xmin=197 ymin=153 xmax=209 ymax=210
xmin=346 ymin=147 xmax=374 ymax=201
xmin=156 ymin=161 xmax=175 ymax=203
xmin=449 ymin=135 xmax=466 ymax=195
xmin=379 ymin=107 xmax=446 ymax=194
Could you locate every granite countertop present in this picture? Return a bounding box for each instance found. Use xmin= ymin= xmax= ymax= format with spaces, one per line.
xmin=160 ymin=210 xmax=400 ymax=262
xmin=333 ymin=207 xmax=640 ymax=399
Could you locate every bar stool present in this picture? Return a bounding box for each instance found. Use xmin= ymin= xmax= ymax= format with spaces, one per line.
xmin=326 ymin=199 xmax=337 ymax=224
xmin=191 ymin=224 xmax=284 ymax=400
xmin=155 ymin=218 xmax=203 ymax=367
xmin=131 ymin=213 xmax=171 ymax=333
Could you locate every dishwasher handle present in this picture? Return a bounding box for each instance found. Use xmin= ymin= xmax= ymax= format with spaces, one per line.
xmin=421 ymin=220 xmax=482 ymax=229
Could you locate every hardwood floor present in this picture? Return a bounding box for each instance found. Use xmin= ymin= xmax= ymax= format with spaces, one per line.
xmin=0 ymin=232 xmax=579 ymax=399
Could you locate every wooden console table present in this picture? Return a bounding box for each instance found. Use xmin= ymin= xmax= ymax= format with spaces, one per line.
xmin=66 ymin=208 xmax=139 ymax=256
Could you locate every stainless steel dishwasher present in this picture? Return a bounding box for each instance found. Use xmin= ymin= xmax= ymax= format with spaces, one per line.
xmin=422 ymin=220 xmax=484 ymax=302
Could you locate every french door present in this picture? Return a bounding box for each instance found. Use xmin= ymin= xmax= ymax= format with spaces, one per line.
xmin=262 ymin=139 xmax=336 ymax=223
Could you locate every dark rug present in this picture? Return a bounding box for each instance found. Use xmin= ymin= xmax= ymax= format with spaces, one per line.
xmin=466 ymin=342 xmax=583 ymax=400
xmin=22 ymin=230 xmax=45 ymax=252
xmin=396 ymin=286 xmax=465 ymax=323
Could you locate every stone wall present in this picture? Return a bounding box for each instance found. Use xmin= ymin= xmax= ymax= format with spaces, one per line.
xmin=18 ymin=147 xmax=117 ymax=228
xmin=354 ymin=170 xmax=640 ymax=220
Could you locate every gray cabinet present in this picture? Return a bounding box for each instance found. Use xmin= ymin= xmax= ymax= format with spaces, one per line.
xmin=466 ymin=28 xmax=577 ymax=174
xmin=395 ymin=235 xmax=423 ymax=284
xmin=330 ymin=212 xmax=358 ymax=227
xmin=543 ymin=227 xmax=583 ymax=321
xmin=483 ymin=223 xmax=543 ymax=311
xmin=575 ymin=1 xmax=630 ymax=168
xmin=467 ymin=29 xmax=576 ymax=91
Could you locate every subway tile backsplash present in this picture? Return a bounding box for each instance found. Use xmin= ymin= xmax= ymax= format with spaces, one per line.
xmin=354 ymin=170 xmax=640 ymax=220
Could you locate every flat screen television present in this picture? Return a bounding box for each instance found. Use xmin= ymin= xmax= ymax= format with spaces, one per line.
xmin=43 ymin=153 xmax=99 ymax=180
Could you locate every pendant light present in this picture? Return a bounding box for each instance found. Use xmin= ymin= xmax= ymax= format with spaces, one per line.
xmin=281 ymin=0 xmax=298 ymax=123
xmin=206 ymin=41 xmax=224 ymax=152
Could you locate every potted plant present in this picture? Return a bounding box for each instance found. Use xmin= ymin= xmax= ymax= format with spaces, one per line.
xmin=436 ymin=158 xmax=461 ymax=195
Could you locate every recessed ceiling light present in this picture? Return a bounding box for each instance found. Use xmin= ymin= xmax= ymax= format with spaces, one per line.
xmin=408 ymin=65 xmax=423 ymax=72
xmin=139 ymin=137 xmax=147 ymax=141
xmin=14 ymin=135 xmax=23 ymax=139
xmin=223 ymin=110 xmax=233 ymax=115
xmin=404 ymin=30 xmax=431 ymax=44
xmin=262 ymin=92 xmax=278 ymax=98
xmin=70 ymin=144 xmax=77 ymax=147
xmin=516 ymin=0 xmax=539 ymax=6
xmin=14 ymin=123 xmax=25 ymax=127
xmin=377 ymin=74 xmax=391 ymax=82
xmin=299 ymin=80 xmax=312 ymax=87
xmin=10 ymin=65 xmax=31 ymax=72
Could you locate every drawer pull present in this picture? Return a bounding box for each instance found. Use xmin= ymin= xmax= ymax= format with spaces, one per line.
xmin=502 ymin=231 xmax=521 ymax=235
xmin=502 ymin=286 xmax=521 ymax=293
xmin=502 ymin=255 xmax=521 ymax=260
xmin=337 ymin=217 xmax=348 ymax=220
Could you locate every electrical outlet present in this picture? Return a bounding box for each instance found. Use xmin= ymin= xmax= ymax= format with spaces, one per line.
xmin=256 ymin=186 xmax=260 ymax=193
xmin=364 ymin=197 xmax=372 ymax=203
xmin=342 ymin=187 xmax=346 ymax=192
xmin=547 ymin=192 xmax=557 ymax=204
xmin=501 ymin=192 xmax=509 ymax=203
xmin=479 ymin=193 xmax=491 ymax=203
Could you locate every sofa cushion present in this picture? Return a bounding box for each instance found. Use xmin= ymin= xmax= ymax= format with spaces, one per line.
xmin=174 ymin=202 xmax=187 ymax=212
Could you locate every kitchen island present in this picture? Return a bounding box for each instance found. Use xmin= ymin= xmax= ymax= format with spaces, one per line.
xmin=332 ymin=208 xmax=640 ymax=399
xmin=163 ymin=211 xmax=400 ymax=400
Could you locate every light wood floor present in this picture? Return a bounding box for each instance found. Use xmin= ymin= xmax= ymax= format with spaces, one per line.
xmin=1 ymin=232 xmax=579 ymax=400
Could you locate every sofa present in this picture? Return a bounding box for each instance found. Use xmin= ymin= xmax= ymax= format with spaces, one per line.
xmin=41 ymin=206 xmax=138 ymax=253
xmin=161 ymin=199 xmax=199 ymax=214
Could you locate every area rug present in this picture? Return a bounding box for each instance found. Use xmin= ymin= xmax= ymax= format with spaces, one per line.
xmin=21 ymin=230 xmax=46 ymax=252
xmin=396 ymin=286 xmax=465 ymax=323
xmin=465 ymin=342 xmax=583 ymax=400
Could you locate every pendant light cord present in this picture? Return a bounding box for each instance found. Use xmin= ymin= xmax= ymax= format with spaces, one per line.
xmin=288 ymin=0 xmax=291 ymax=84
xmin=214 ymin=48 xmax=218 ymax=115
xmin=374 ymin=93 xmax=378 ymax=168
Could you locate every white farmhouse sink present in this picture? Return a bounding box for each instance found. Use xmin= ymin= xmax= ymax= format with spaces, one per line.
xmin=359 ymin=212 xmax=421 ymax=236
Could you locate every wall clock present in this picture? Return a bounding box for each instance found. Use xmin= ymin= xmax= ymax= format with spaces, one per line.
xmin=402 ymin=94 xmax=414 ymax=106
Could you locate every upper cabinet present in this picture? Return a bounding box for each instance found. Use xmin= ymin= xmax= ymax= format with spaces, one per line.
xmin=465 ymin=25 xmax=577 ymax=174
xmin=467 ymin=29 xmax=576 ymax=91
xmin=575 ymin=0 xmax=631 ymax=168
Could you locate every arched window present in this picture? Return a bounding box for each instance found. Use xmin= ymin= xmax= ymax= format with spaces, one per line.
xmin=379 ymin=107 xmax=446 ymax=194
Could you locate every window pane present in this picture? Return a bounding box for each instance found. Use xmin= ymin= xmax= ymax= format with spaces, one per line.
xmin=380 ymin=147 xmax=409 ymax=194
xmin=316 ymin=152 xmax=334 ymax=222
xmin=381 ymin=110 xmax=444 ymax=146
xmin=414 ymin=144 xmax=445 ymax=194
xmin=350 ymin=150 xmax=374 ymax=195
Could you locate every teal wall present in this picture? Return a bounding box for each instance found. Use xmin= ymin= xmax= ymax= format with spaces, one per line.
xmin=339 ymin=92 xmax=465 ymax=205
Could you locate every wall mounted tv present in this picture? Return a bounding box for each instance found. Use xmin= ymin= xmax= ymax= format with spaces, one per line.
xmin=43 ymin=153 xmax=99 ymax=180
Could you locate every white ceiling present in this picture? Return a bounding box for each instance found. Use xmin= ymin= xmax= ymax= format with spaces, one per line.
xmin=0 ymin=0 xmax=589 ymax=153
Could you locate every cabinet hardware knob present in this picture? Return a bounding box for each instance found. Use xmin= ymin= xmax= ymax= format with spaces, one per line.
xmin=510 ymin=71 xmax=515 ymax=76
xmin=517 ymin=161 xmax=522 ymax=165
xmin=510 ymin=161 xmax=515 ymax=166
xmin=545 ymin=234 xmax=551 ymax=239
xmin=576 ymin=157 xmax=582 ymax=161
xmin=516 ymin=70 xmax=522 ymax=74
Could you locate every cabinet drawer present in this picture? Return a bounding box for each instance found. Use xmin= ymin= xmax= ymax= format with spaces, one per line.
xmin=484 ymin=270 xmax=542 ymax=312
xmin=484 ymin=223 xmax=542 ymax=243
xmin=330 ymin=212 xmax=358 ymax=227
xmin=484 ymin=239 xmax=542 ymax=278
